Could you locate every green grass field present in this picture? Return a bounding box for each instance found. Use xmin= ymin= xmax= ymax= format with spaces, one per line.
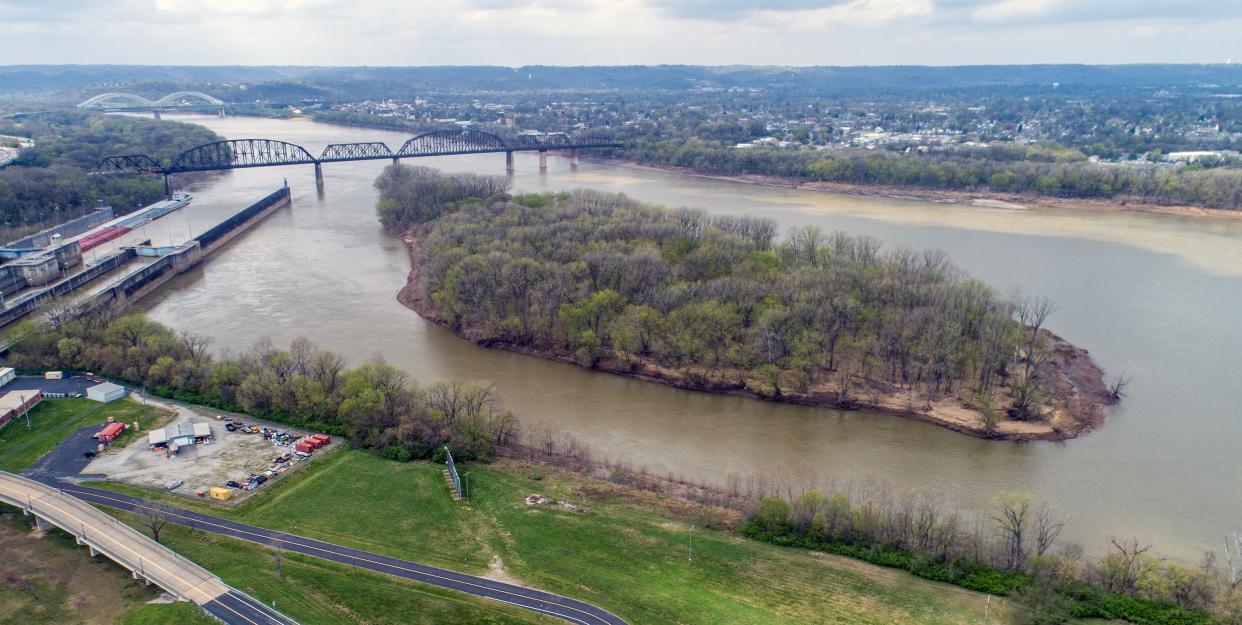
xmin=97 ymin=451 xmax=1020 ymax=625
xmin=108 ymin=509 xmax=558 ymax=625
xmin=0 ymin=397 xmax=172 ymax=472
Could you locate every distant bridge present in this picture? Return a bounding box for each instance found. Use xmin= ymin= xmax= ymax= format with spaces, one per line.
xmin=78 ymin=91 xmax=226 ymax=113
xmin=97 ymin=129 xmax=623 ymax=191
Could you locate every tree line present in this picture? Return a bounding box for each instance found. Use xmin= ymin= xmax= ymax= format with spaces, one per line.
xmin=624 ymin=139 xmax=1242 ymax=210
xmin=5 ymin=314 xmax=515 ymax=461
xmin=379 ymin=166 xmax=1065 ymax=429
xmin=744 ymin=486 xmax=1239 ymax=625
xmin=0 ymin=112 xmax=221 ymax=233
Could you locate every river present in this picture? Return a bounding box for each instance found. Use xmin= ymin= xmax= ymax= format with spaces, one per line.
xmin=137 ymin=114 xmax=1242 ymax=559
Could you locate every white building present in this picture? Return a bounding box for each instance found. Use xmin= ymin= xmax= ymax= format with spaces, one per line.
xmin=86 ymin=382 xmax=126 ymax=403
xmin=0 ymin=367 xmax=14 ymax=388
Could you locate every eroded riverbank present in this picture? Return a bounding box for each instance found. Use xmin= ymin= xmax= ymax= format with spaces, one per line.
xmin=398 ymin=231 xmax=1115 ymax=442
xmin=615 ymin=160 xmax=1242 ymax=221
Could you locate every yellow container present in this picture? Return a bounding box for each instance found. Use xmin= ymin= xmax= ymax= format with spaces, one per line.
xmin=208 ymin=487 xmax=232 ymax=501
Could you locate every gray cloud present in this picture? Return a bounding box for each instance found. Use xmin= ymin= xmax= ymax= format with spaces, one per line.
xmin=0 ymin=0 xmax=1240 ymax=65
xmin=648 ymin=0 xmax=853 ymax=19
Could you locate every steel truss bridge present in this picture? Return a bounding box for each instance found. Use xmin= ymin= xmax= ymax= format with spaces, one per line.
xmin=97 ymin=129 xmax=622 ymax=191
xmin=78 ymin=91 xmax=226 ymax=111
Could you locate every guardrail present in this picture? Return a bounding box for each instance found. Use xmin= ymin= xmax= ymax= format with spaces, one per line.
xmin=0 ymin=471 xmax=227 ymax=604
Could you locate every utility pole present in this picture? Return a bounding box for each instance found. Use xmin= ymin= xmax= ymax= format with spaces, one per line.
xmin=21 ymin=394 xmax=32 ymax=430
xmin=462 ymin=472 xmax=471 ymax=499
xmin=688 ymin=525 xmax=694 ymax=562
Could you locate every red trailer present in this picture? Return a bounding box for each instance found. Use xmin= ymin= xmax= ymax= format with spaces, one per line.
xmin=95 ymin=421 xmax=125 ymax=443
xmin=310 ymin=434 xmax=330 ymax=445
xmin=295 ymin=441 xmax=315 ymax=454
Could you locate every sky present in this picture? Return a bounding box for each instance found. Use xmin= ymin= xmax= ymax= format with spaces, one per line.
xmin=2 ymin=0 xmax=1241 ymax=66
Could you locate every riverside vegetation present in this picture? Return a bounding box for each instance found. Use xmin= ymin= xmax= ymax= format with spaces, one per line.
xmin=3 ymin=312 xmax=1234 ymax=624
xmin=375 ymin=165 xmax=1114 ymax=440
xmin=0 ymin=111 xmax=221 ymax=232
xmin=4 ymin=314 xmax=517 ymax=462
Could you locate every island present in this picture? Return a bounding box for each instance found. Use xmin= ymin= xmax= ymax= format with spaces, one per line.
xmin=378 ymin=165 xmax=1117 ymax=441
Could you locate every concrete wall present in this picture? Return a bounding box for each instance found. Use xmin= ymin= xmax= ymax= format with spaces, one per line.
xmin=0 ymin=249 xmax=132 ymax=327
xmin=196 ymin=187 xmax=290 ymax=256
xmin=0 ymin=187 xmax=289 ymax=330
xmin=4 ymin=206 xmax=114 ymax=250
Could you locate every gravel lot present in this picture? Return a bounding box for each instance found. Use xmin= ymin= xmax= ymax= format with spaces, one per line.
xmin=82 ymin=399 xmax=337 ymax=502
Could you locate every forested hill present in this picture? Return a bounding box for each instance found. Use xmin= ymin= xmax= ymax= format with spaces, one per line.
xmin=0 ymin=112 xmax=220 ymax=231
xmin=378 ymin=166 xmax=1114 ymax=440
xmin=3 ymin=64 xmax=1239 ymax=98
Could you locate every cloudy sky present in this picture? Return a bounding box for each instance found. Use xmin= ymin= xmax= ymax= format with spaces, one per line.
xmin=2 ymin=0 xmax=1240 ymax=66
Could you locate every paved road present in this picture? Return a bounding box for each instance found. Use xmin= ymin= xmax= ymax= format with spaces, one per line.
xmin=0 ymin=472 xmax=298 ymax=625
xmin=25 ymin=424 xmax=103 ymax=478
xmin=45 ymin=479 xmax=628 ymax=625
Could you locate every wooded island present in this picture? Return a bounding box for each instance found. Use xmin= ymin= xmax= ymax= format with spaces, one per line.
xmin=378 ymin=165 xmax=1115 ymax=440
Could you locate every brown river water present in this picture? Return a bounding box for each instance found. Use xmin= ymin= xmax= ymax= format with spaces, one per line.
xmin=136 ymin=114 xmax=1242 ymax=559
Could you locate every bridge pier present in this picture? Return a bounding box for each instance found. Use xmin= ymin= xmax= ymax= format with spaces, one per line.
xmin=570 ymin=148 xmax=579 ymax=168
xmin=314 ymin=162 xmax=324 ymax=192
xmin=538 ymin=149 xmax=547 ymax=173
xmin=152 ymin=110 xmax=161 ymax=121
xmin=218 ymin=108 xmax=225 ymax=118
xmin=505 ymin=151 xmax=514 ymax=175
xmin=34 ymin=516 xmax=51 ymax=532
xmin=393 ymin=157 xmax=400 ymax=166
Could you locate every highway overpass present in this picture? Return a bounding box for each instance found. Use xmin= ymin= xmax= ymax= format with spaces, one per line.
xmin=0 ymin=471 xmax=298 ymax=625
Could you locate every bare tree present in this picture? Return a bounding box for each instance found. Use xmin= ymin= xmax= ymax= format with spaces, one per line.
xmin=1034 ymin=503 xmax=1068 ymax=557
xmin=992 ymin=490 xmax=1035 ymax=570
xmin=1109 ymin=372 xmax=1132 ymax=400
xmin=140 ymin=503 xmax=171 ymax=544
xmin=178 ymin=331 xmax=213 ymax=366
xmin=39 ymin=294 xmax=78 ymax=330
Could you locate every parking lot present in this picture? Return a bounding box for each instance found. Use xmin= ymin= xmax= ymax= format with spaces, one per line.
xmin=82 ymin=400 xmax=338 ymax=504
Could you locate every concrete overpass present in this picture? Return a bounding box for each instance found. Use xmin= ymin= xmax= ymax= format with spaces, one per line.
xmin=0 ymin=471 xmax=298 ymax=625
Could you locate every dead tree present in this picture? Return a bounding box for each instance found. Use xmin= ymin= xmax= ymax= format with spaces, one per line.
xmin=140 ymin=503 xmax=171 ymax=544
xmin=1034 ymin=504 xmax=1067 ymax=557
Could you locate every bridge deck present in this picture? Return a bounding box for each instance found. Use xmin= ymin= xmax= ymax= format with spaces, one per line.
xmin=0 ymin=471 xmax=299 ymax=625
xmin=98 ymin=131 xmax=621 ymax=175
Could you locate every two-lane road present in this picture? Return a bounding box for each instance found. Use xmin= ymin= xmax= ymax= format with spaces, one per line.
xmin=47 ymin=479 xmax=629 ymax=625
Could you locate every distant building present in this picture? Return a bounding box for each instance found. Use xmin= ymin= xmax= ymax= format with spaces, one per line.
xmin=86 ymin=382 xmax=126 ymax=403
xmin=1167 ymin=150 xmax=1237 ymax=163
xmin=0 ymin=367 xmax=14 ymax=388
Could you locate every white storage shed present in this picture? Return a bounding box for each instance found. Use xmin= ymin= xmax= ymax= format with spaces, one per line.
xmin=86 ymin=382 xmax=126 ymax=403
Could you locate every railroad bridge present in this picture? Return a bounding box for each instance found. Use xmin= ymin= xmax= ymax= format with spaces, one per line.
xmin=98 ymin=129 xmax=622 ymax=192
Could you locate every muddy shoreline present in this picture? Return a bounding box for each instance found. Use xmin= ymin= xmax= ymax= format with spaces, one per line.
xmin=607 ymin=159 xmax=1242 ymax=220
xmin=397 ymin=233 xmax=1116 ymax=442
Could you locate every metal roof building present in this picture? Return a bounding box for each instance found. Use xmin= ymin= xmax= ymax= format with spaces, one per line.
xmin=86 ymin=382 xmax=126 ymax=403
xmin=147 ymin=422 xmax=211 ymax=452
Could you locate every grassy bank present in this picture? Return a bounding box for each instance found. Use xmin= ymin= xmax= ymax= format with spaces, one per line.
xmin=104 ymin=509 xmax=558 ymax=625
xmin=95 ymin=450 xmax=1016 ymax=625
xmin=0 ymin=398 xmax=172 ymax=472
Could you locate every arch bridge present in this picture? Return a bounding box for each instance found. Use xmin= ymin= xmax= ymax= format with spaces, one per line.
xmin=78 ymin=91 xmax=227 ymax=115
xmin=97 ymin=129 xmax=623 ymax=192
